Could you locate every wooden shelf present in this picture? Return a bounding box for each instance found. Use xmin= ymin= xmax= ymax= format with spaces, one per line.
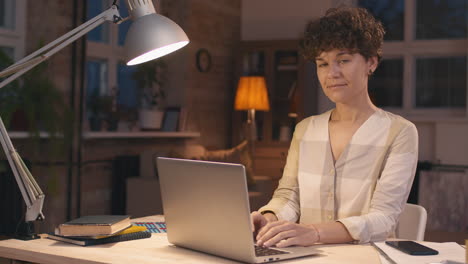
xmin=82 ymin=131 xmax=201 ymax=139
xmin=9 ymin=131 xmax=201 ymax=139
xmin=9 ymin=132 xmax=59 ymax=139
xmin=276 ymin=64 xmax=298 ymax=71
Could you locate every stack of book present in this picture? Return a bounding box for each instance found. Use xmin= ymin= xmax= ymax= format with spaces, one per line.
xmin=47 ymin=215 xmax=151 ymax=246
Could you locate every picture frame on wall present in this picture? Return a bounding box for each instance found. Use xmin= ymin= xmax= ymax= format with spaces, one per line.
xmin=196 ymin=48 xmax=212 ymax=73
xmin=162 ymin=107 xmax=181 ymax=132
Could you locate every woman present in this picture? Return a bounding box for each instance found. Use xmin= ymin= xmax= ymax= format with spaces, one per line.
xmin=252 ymin=7 xmax=418 ymax=247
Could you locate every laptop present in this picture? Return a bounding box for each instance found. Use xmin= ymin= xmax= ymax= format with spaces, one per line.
xmin=156 ymin=157 xmax=320 ymax=263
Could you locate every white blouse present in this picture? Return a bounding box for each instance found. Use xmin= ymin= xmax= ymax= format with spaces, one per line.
xmin=259 ymin=109 xmax=419 ymax=243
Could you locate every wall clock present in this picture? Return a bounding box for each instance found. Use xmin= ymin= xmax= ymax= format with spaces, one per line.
xmin=196 ymin=48 xmax=212 ymax=72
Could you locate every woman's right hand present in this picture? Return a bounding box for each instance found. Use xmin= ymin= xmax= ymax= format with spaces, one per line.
xmin=251 ymin=211 xmax=278 ymax=235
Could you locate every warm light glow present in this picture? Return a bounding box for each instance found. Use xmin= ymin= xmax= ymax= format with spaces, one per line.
xmin=127 ymin=41 xmax=189 ymax=66
xmin=234 ymin=76 xmax=270 ymax=111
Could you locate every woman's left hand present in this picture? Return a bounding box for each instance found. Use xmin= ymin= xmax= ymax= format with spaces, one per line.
xmin=256 ymin=220 xmax=319 ymax=248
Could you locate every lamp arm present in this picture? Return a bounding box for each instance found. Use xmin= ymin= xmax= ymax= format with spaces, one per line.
xmin=0 ymin=5 xmax=122 ymax=89
xmin=0 ymin=5 xmax=122 ymax=222
xmin=0 ymin=118 xmax=44 ymax=222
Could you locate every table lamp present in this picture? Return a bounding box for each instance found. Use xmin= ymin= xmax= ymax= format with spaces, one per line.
xmin=0 ymin=0 xmax=189 ymax=239
xmin=234 ymin=76 xmax=270 ymax=141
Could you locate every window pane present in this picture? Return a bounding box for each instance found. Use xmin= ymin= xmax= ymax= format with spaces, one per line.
xmin=86 ymin=60 xmax=108 ymax=116
xmin=369 ymin=59 xmax=403 ymax=107
xmin=118 ymin=0 xmax=131 ymax=46
xmin=87 ymin=0 xmax=109 ymax=43
xmin=0 ymin=0 xmax=15 ymax=30
xmin=415 ymin=57 xmax=467 ymax=108
xmin=0 ymin=0 xmax=5 ymax=28
xmin=0 ymin=46 xmax=14 ymax=70
xmin=358 ymin=0 xmax=404 ymax=41
xmin=117 ymin=63 xmax=138 ymax=109
xmin=416 ymin=0 xmax=467 ymax=39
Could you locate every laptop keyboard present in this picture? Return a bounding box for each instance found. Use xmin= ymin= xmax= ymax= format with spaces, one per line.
xmin=254 ymin=245 xmax=290 ymax=256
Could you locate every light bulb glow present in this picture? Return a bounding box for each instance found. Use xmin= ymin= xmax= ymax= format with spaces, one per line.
xmin=127 ymin=41 xmax=189 ymax=66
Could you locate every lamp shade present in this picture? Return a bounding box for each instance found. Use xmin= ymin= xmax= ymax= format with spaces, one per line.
xmin=234 ymin=76 xmax=270 ymax=111
xmin=125 ymin=0 xmax=189 ymax=65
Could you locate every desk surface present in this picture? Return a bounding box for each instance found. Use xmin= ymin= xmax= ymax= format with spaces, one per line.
xmin=0 ymin=216 xmax=382 ymax=264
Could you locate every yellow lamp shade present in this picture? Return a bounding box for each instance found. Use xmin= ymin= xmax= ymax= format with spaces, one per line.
xmin=234 ymin=76 xmax=270 ymax=111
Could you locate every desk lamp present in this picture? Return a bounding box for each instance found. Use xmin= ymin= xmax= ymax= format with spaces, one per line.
xmin=0 ymin=0 xmax=189 ymax=239
xmin=234 ymin=76 xmax=270 ymax=141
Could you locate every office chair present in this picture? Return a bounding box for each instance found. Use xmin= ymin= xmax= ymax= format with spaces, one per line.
xmin=395 ymin=203 xmax=427 ymax=241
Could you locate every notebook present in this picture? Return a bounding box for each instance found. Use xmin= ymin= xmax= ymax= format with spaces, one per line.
xmin=46 ymin=231 xmax=151 ymax=246
xmin=57 ymin=215 xmax=131 ymax=237
xmin=157 ymin=157 xmax=319 ymax=263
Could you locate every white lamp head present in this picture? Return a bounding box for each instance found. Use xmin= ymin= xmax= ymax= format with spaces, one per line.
xmin=124 ymin=0 xmax=189 ymax=65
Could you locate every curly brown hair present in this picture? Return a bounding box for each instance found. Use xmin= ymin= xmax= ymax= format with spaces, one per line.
xmin=300 ymin=7 xmax=385 ymax=63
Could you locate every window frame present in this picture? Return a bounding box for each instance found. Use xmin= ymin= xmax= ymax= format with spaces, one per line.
xmin=349 ymin=0 xmax=468 ymax=119
xmin=86 ymin=0 xmax=125 ymax=96
xmin=0 ymin=0 xmax=26 ymax=61
xmin=85 ymin=58 xmax=109 ymax=97
xmin=85 ymin=0 xmax=160 ymax=105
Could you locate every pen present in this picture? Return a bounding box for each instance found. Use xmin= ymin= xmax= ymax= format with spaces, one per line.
xmin=370 ymin=242 xmax=397 ymax=264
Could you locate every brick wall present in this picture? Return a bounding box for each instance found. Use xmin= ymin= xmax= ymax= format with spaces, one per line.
xmin=26 ymin=0 xmax=75 ymax=97
xmin=18 ymin=0 xmax=77 ymax=234
xmin=162 ymin=0 xmax=241 ymax=149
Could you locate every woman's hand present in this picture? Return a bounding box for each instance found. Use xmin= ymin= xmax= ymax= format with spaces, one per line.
xmin=256 ymin=220 xmax=320 ymax=248
xmin=251 ymin=211 xmax=277 ymax=235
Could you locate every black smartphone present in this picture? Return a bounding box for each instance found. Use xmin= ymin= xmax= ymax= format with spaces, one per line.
xmin=385 ymin=240 xmax=439 ymax=256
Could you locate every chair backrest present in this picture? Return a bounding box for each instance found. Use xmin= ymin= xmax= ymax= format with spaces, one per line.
xmin=396 ymin=203 xmax=427 ymax=241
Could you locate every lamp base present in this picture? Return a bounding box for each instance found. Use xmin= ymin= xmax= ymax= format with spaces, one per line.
xmin=246 ymin=109 xmax=257 ymax=141
xmin=14 ymin=233 xmax=40 ymax=241
xmin=14 ymin=221 xmax=40 ymax=241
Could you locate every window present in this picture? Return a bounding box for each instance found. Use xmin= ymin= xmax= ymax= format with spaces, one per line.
xmin=416 ymin=0 xmax=467 ymax=40
xmin=117 ymin=62 xmax=138 ymax=109
xmin=358 ymin=0 xmax=467 ymax=116
xmin=415 ymin=57 xmax=466 ymax=108
xmin=0 ymin=0 xmax=15 ymax=30
xmin=86 ymin=59 xmax=109 ymax=120
xmin=0 ymin=0 xmax=26 ymax=62
xmin=87 ymin=0 xmax=110 ymax=43
xmin=85 ymin=0 xmax=139 ymax=127
xmin=369 ymin=58 xmax=403 ymax=107
xmin=86 ymin=60 xmax=108 ymax=97
xmin=359 ymin=0 xmax=404 ymax=41
xmin=117 ymin=2 xmax=131 ymax=46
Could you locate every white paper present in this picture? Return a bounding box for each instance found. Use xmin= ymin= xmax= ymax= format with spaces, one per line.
xmin=374 ymin=241 xmax=466 ymax=264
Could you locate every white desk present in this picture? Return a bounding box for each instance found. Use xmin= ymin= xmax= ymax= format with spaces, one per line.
xmin=0 ymin=215 xmax=383 ymax=264
xmin=2 ymin=215 xmax=465 ymax=264
xmin=0 ymin=236 xmax=382 ymax=264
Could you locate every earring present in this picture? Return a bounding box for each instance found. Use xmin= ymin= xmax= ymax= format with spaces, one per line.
xmin=368 ymin=69 xmax=373 ymax=76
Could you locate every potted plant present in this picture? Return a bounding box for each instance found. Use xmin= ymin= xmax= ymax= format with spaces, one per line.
xmin=0 ymin=49 xmax=22 ymax=129
xmin=0 ymin=49 xmax=73 ymax=159
xmin=132 ymin=59 xmax=167 ymax=130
